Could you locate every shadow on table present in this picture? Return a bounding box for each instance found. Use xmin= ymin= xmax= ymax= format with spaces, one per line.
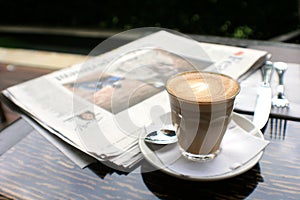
xmin=87 ymin=161 xmax=132 ymax=179
xmin=141 ymin=161 xmax=263 ymax=199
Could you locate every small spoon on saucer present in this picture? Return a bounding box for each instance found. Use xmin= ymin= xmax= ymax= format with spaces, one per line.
xmin=144 ymin=129 xmax=178 ymax=145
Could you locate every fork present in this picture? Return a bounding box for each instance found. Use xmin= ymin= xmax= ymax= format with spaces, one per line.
xmin=270 ymin=62 xmax=289 ymax=139
xmin=270 ymin=118 xmax=287 ymax=139
xmin=272 ymin=62 xmax=289 ymax=108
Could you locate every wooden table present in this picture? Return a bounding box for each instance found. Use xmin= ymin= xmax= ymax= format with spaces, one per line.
xmin=0 ymin=36 xmax=300 ymax=199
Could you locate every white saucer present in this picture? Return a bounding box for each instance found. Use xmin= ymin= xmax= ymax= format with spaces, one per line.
xmin=139 ymin=112 xmax=267 ymax=181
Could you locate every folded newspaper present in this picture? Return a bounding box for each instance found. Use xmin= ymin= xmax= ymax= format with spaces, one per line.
xmin=2 ymin=31 xmax=268 ymax=170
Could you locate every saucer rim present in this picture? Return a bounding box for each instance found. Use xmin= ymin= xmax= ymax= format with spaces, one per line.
xmin=139 ymin=112 xmax=265 ymax=181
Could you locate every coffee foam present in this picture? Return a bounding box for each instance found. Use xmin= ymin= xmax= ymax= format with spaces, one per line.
xmin=166 ymin=71 xmax=240 ymax=103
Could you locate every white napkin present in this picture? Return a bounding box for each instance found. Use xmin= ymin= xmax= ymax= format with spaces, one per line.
xmin=152 ymin=120 xmax=269 ymax=177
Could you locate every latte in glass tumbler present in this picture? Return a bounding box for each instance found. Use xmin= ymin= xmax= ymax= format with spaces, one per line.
xmin=166 ymin=71 xmax=240 ymax=161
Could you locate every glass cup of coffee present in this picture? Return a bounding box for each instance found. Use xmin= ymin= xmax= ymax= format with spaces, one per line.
xmin=166 ymin=71 xmax=240 ymax=161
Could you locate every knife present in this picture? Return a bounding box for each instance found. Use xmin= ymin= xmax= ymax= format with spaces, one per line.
xmin=252 ymin=61 xmax=274 ymax=130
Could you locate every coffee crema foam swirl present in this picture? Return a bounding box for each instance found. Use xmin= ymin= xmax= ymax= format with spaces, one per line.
xmin=166 ymin=71 xmax=240 ymax=103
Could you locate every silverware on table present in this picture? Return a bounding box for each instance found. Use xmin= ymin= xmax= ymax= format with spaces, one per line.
xmin=270 ymin=118 xmax=287 ymax=139
xmin=272 ymin=62 xmax=289 ymax=108
xmin=252 ymin=61 xmax=274 ymax=130
xmin=270 ymin=62 xmax=289 ymax=139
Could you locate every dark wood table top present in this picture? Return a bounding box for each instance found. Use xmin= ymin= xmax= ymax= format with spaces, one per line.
xmin=0 ymin=37 xmax=300 ymax=199
xmin=0 ymin=120 xmax=299 ymax=199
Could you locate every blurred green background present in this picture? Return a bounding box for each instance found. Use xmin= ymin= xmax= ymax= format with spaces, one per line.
xmin=0 ymin=0 xmax=299 ymax=53
xmin=1 ymin=0 xmax=299 ymax=39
